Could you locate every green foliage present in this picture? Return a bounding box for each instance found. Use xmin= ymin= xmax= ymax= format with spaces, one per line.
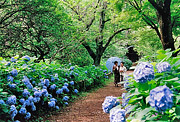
xmin=0 ymin=56 xmax=108 ymax=121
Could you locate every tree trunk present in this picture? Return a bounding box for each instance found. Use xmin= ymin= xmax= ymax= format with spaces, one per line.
xmin=157 ymin=9 xmax=175 ymax=51
xmin=94 ymin=55 xmax=102 ymax=66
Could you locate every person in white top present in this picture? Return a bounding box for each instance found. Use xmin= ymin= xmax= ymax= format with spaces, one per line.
xmin=119 ymin=62 xmax=127 ymax=83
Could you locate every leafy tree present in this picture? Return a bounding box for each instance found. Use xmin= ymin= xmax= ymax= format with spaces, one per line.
xmin=61 ymin=0 xmax=129 ymax=66
xmin=125 ymin=0 xmax=180 ymax=52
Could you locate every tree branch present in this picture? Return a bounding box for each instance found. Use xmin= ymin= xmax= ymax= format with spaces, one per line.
xmin=82 ymin=42 xmax=96 ymax=59
xmin=103 ymin=28 xmax=130 ymax=51
xmin=148 ymin=0 xmax=163 ymax=13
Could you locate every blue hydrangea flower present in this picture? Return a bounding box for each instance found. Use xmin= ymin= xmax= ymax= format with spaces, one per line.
xmin=100 ymin=69 xmax=102 ymax=71
xmin=7 ymin=75 xmax=14 ymax=82
xmin=51 ymin=77 xmax=55 ymax=82
xmin=5 ymin=62 xmax=11 ymax=66
xmin=50 ymin=98 xmax=57 ymax=102
xmin=55 ymin=73 xmax=58 ymax=77
xmin=64 ymin=83 xmax=69 ymax=87
xmin=28 ymin=96 xmax=34 ymax=102
xmin=110 ymin=107 xmax=126 ymax=122
xmin=102 ymin=96 xmax=118 ymax=113
xmin=22 ymin=56 xmax=30 ymax=62
xmin=32 ymin=81 xmax=36 ymax=84
xmin=48 ymin=101 xmax=56 ymax=108
xmin=74 ymin=89 xmax=78 ymax=94
xmin=25 ymin=112 xmax=31 ymax=119
xmin=75 ymin=73 xmax=79 ymax=76
xmin=70 ymin=66 xmax=74 ymax=70
xmin=34 ymin=91 xmax=42 ymax=98
xmin=65 ymin=73 xmax=68 ymax=76
xmin=65 ymin=102 xmax=68 ymax=105
xmin=9 ymin=84 xmax=16 ymax=89
xmin=133 ymin=62 xmax=154 ymax=83
xmin=42 ymin=89 xmax=48 ymax=95
xmin=44 ymin=79 xmax=50 ymax=87
xmin=56 ymin=106 xmax=59 ymax=110
xmin=156 ymin=62 xmax=171 ymax=73
xmin=6 ymin=95 xmax=16 ymax=105
xmin=0 ymin=100 xmax=5 ymax=104
xmin=24 ymin=100 xmax=31 ymax=107
xmin=11 ymin=57 xmax=17 ymax=62
xmin=48 ymin=94 xmax=52 ymax=98
xmin=19 ymin=107 xmax=27 ymax=114
xmin=19 ymin=98 xmax=25 ymax=104
xmin=70 ymin=71 xmax=73 ymax=76
xmin=33 ymin=87 xmax=38 ymax=92
xmin=69 ymin=63 xmax=71 ymax=65
xmin=50 ymin=84 xmax=56 ymax=90
xmin=22 ymin=76 xmax=33 ymax=89
xmin=103 ymin=70 xmax=107 ymax=73
xmin=106 ymin=76 xmax=109 ymax=79
xmin=149 ymin=85 xmax=173 ymax=112
xmin=56 ymin=89 xmax=63 ymax=95
xmin=85 ymin=71 xmax=87 ymax=74
xmin=11 ymin=69 xmax=18 ymax=77
xmin=31 ymin=104 xmax=36 ymax=111
xmin=14 ymin=120 xmax=20 ymax=122
xmin=70 ymin=81 xmax=74 ymax=85
xmin=9 ymin=105 xmax=17 ymax=120
xmin=22 ymin=89 xmax=30 ymax=97
xmin=63 ymin=96 xmax=69 ymax=101
xmin=62 ymin=86 xmax=69 ymax=93
xmin=121 ymin=93 xmax=131 ymax=108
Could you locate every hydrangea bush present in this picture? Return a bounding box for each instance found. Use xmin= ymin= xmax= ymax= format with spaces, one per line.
xmin=103 ymin=49 xmax=180 ymax=122
xmin=0 ymin=55 xmax=108 ymax=121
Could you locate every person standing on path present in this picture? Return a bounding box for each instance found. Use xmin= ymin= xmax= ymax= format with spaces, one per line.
xmin=119 ymin=62 xmax=127 ymax=86
xmin=113 ymin=61 xmax=120 ymax=87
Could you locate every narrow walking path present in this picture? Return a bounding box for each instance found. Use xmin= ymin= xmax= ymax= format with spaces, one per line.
xmin=46 ymin=71 xmax=133 ymax=122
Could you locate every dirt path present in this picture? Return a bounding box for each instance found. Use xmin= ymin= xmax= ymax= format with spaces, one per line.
xmin=46 ymin=71 xmax=133 ymax=122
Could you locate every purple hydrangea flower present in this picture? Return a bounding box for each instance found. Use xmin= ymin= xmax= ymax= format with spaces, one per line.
xmin=6 ymin=95 xmax=16 ymax=105
xmin=133 ymin=62 xmax=154 ymax=83
xmin=102 ymin=96 xmax=118 ymax=113
xmin=11 ymin=69 xmax=18 ymax=77
xmin=110 ymin=107 xmax=126 ymax=122
xmin=63 ymin=96 xmax=69 ymax=101
xmin=156 ymin=62 xmax=171 ymax=73
xmin=56 ymin=89 xmax=63 ymax=95
xmin=149 ymin=85 xmax=173 ymax=112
